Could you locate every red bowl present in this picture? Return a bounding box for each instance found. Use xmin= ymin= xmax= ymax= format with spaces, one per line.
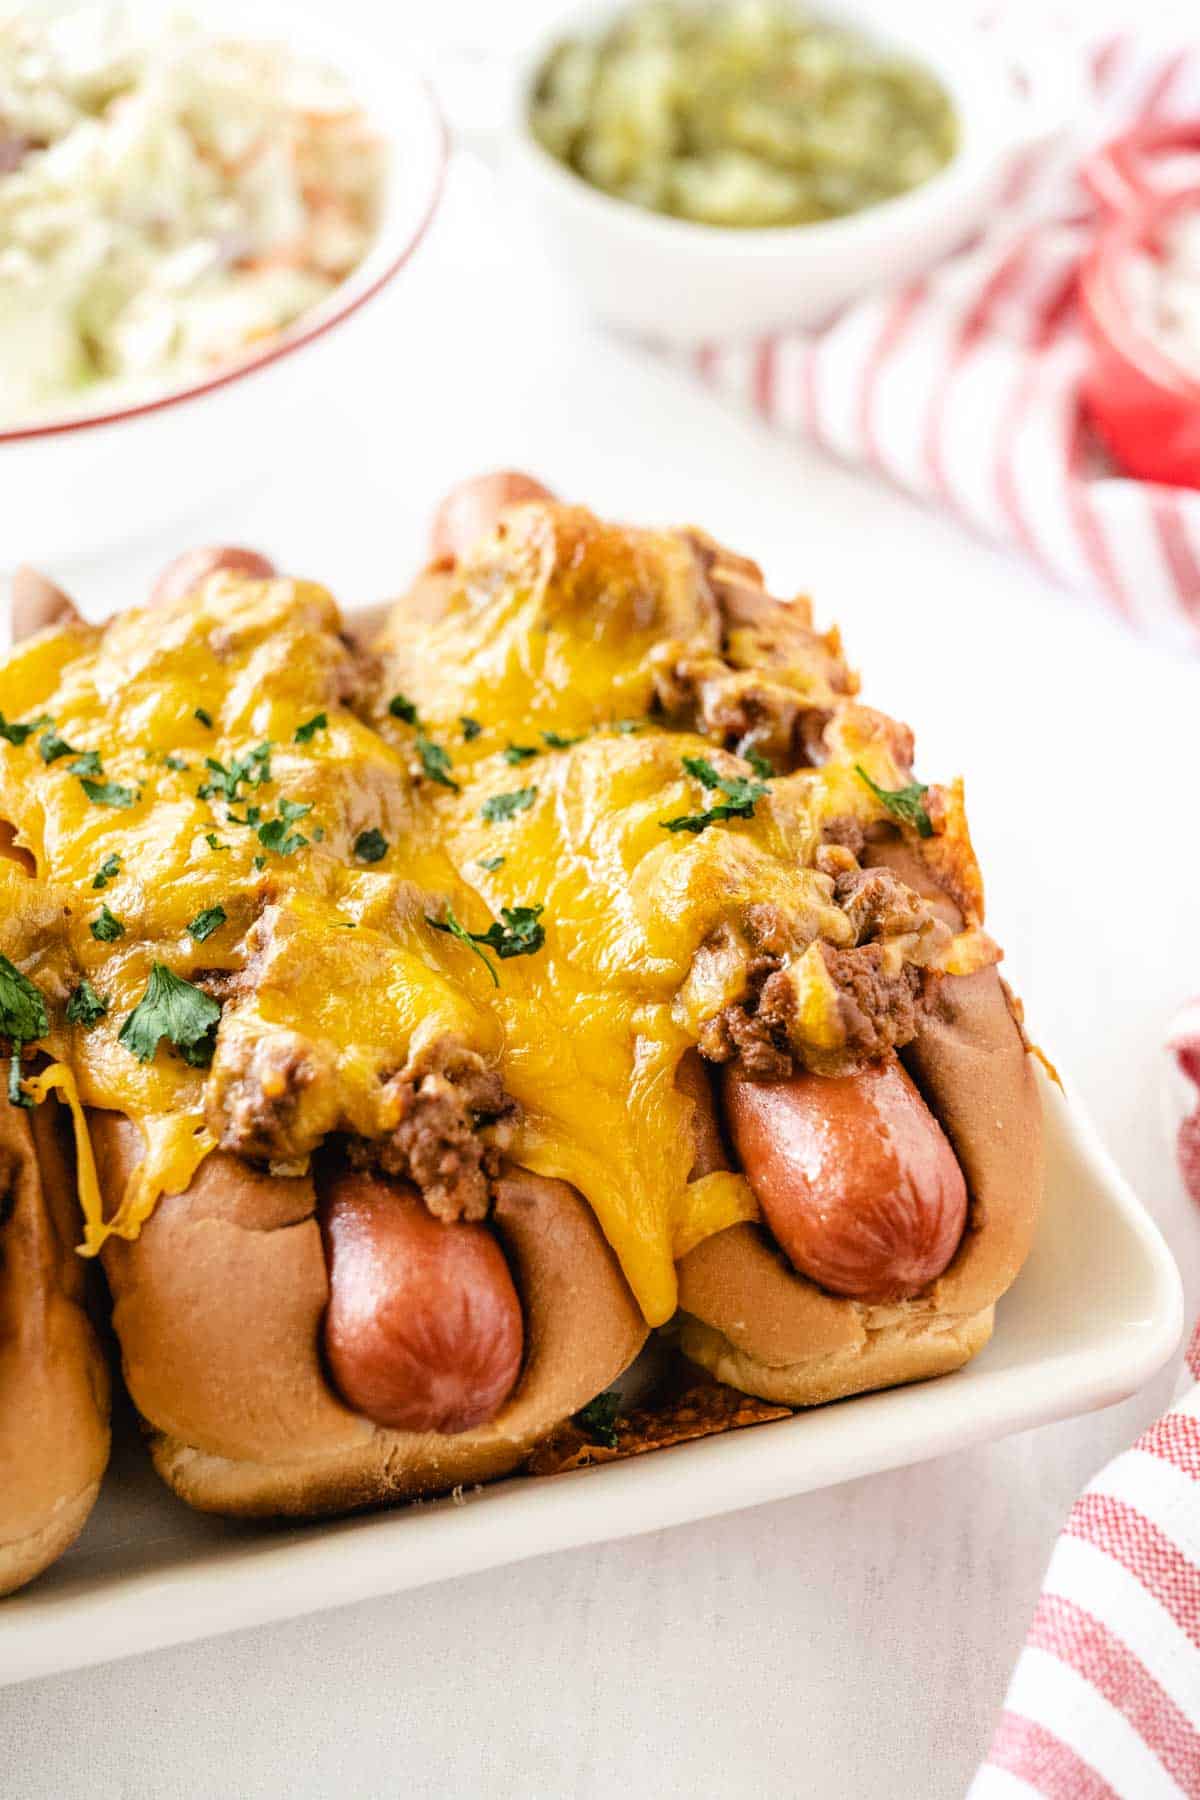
xmin=1078 ymin=125 xmax=1200 ymax=489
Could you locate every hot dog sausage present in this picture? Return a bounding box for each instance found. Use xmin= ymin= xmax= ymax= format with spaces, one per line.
xmin=151 ymin=546 xmax=277 ymax=607
xmin=320 ymin=1170 xmax=524 ymax=1434
xmin=721 ymin=1059 xmax=968 ymax=1304
xmin=429 ymin=471 xmax=555 ymax=564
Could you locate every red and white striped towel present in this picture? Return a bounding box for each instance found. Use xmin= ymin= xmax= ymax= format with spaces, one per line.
xmin=684 ymin=33 xmax=1200 ymax=654
xmin=969 ymin=1022 xmax=1200 ymax=1797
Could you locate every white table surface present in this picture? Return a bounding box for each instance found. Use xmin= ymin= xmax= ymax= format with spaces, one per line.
xmin=5 ymin=5 xmax=1199 ymax=1794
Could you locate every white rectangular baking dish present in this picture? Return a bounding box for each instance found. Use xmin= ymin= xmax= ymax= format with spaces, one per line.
xmin=0 ymin=1066 xmax=1182 ymax=1688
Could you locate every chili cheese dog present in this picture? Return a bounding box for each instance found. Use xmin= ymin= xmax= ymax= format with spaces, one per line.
xmin=1 ymin=576 xmax=110 ymax=1597
xmin=1 ymin=549 xmax=645 ymax=1519
xmin=401 ymin=474 xmax=1043 ymax=1410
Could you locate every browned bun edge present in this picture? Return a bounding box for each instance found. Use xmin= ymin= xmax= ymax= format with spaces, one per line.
xmin=674 ymin=827 xmax=1042 ymax=1406
xmin=0 ymin=1083 xmax=111 ymax=1597
xmin=11 ymin=567 xmax=81 ymax=641
xmin=91 ymin=1116 xmax=647 ymax=1518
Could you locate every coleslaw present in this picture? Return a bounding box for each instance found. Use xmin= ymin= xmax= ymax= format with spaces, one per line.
xmin=0 ymin=5 xmax=384 ymax=425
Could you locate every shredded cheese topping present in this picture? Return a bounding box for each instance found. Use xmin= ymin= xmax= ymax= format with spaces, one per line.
xmin=0 ymin=502 xmax=995 ymax=1322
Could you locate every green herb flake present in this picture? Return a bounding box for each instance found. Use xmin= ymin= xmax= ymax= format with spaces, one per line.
xmin=194 ymin=708 xmax=213 ymax=729
xmin=0 ymin=710 xmax=51 ymax=747
xmin=80 ymin=778 xmax=137 ymax=809
xmin=89 ymin=904 xmax=124 ymax=943
xmin=0 ymin=956 xmax=48 ymax=1108
xmin=855 ymin=765 xmax=933 ymax=838
xmin=65 ymin=750 xmax=103 ymax=778
xmin=660 ymin=755 xmax=767 ymax=836
xmin=614 ymin=719 xmax=642 ymax=734
xmin=503 ymin=742 xmax=539 ymax=765
xmin=255 ymin=797 xmax=311 ymax=858
xmin=197 ymin=741 xmax=273 ymax=805
xmin=252 ymin=855 xmax=267 ymax=872
xmin=744 ymin=747 xmax=775 ymax=780
xmin=481 ymin=786 xmax=537 ymax=824
xmin=164 ymin=753 xmax=188 ymax=772
xmin=294 ymin=712 xmax=328 ymax=744
xmin=416 ymin=732 xmax=458 ymax=791
xmin=92 ymin=852 xmax=121 ymax=890
xmin=388 ymin=694 xmax=418 ymax=725
xmin=459 ymin=716 xmax=482 ymax=741
xmin=66 ymin=980 xmax=108 ymax=1028
xmin=38 ymin=727 xmax=82 ymax=765
xmin=576 ymin=1390 xmax=622 ymax=1448
xmin=205 ymin=833 xmax=229 ymax=853
xmin=354 ymin=828 xmax=388 ymax=864
xmin=118 ymin=964 xmax=221 ymax=1067
xmin=188 ymin=905 xmax=227 ymax=943
xmin=542 ymin=730 xmax=585 ymax=750
xmin=477 ymin=855 xmax=505 ymax=872
xmin=428 ymin=902 xmax=545 ymax=986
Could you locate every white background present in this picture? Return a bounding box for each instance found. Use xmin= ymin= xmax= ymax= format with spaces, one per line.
xmin=4 ymin=3 xmax=1200 ymax=1795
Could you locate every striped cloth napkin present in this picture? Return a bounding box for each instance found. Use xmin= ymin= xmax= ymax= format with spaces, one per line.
xmin=968 ymin=1021 xmax=1200 ymax=1797
xmin=682 ymin=32 xmax=1200 ymax=652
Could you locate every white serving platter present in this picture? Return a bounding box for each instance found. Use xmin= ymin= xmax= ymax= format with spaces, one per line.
xmin=0 ymin=1067 xmax=1182 ymax=1688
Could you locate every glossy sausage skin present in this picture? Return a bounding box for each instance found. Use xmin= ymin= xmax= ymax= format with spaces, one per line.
xmin=430 ymin=472 xmax=555 ymax=564
xmin=722 ymin=1060 xmax=968 ymax=1304
xmin=321 ymin=1171 xmax=524 ymax=1435
xmin=152 ymin=546 xmax=277 ymax=607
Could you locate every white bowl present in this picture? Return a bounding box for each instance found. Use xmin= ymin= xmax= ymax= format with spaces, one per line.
xmin=0 ymin=1065 xmax=1182 ymax=1685
xmin=0 ymin=2 xmax=447 ymax=567
xmin=503 ymin=0 xmax=1077 ymax=344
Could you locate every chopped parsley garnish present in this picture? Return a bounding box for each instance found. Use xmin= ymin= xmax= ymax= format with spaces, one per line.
xmin=0 ymin=710 xmax=50 ymax=746
xmin=576 ymin=1391 xmax=622 ymax=1448
xmin=38 ymin=727 xmax=79 ymax=765
xmin=477 ymin=854 xmax=505 ymax=872
xmin=66 ymin=750 xmax=103 ymax=778
xmin=80 ymin=778 xmax=137 ymax=808
xmin=194 ymin=707 xmax=213 ymax=728
xmin=188 ymin=905 xmax=227 ymax=943
xmin=197 ymin=741 xmax=273 ymax=804
xmin=255 ymin=798 xmax=311 ymax=857
xmin=66 ymin=980 xmax=108 ymax=1027
xmin=205 ymin=833 xmax=229 ymax=853
xmin=354 ymin=828 xmax=388 ymax=864
xmin=294 ymin=712 xmax=328 ymax=744
xmin=415 ymin=732 xmax=458 ymax=791
xmin=503 ymin=742 xmax=539 ymax=765
xmin=428 ymin=901 xmax=546 ymax=986
xmin=744 ymin=747 xmax=775 ymax=780
xmin=0 ymin=956 xmax=48 ymax=1108
xmin=118 ymin=964 xmax=221 ymax=1068
xmin=90 ymin=904 xmax=124 ymax=943
xmin=253 ymin=855 xmax=267 ymax=872
xmin=855 ymin=765 xmax=933 ymax=838
xmin=459 ymin=716 xmax=482 ymax=741
xmin=481 ymin=785 xmax=537 ymax=824
xmin=92 ymin=852 xmax=121 ymax=890
xmin=164 ymin=753 xmax=188 ymax=772
xmin=542 ymin=730 xmax=584 ymax=750
xmin=660 ymin=755 xmax=767 ymax=835
xmin=388 ymin=694 xmax=418 ymax=725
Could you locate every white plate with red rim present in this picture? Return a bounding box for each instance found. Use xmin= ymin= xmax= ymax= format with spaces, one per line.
xmin=0 ymin=1064 xmax=1182 ymax=1688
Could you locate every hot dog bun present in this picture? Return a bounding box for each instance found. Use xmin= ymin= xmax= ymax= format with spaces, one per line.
xmin=675 ymin=827 xmax=1042 ymax=1405
xmin=0 ymin=1087 xmax=110 ymax=1596
xmin=91 ymin=1115 xmax=646 ymax=1517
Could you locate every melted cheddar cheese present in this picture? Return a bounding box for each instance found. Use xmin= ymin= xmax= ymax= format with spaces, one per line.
xmin=0 ymin=503 xmax=994 ymax=1324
